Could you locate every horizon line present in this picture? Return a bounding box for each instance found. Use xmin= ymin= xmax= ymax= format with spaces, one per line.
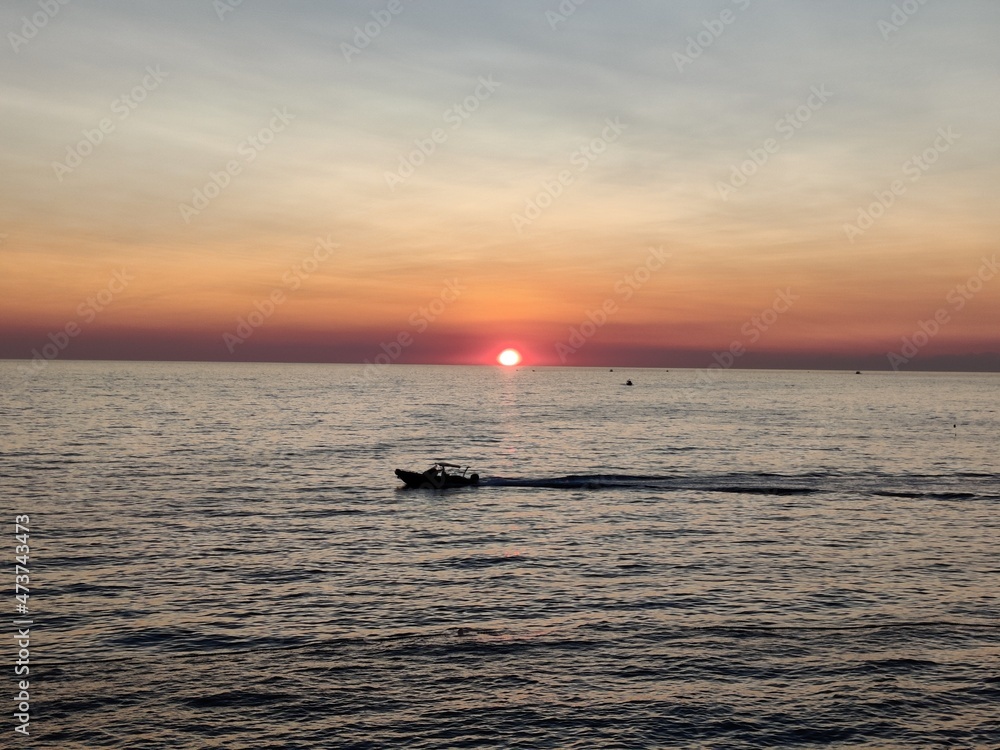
xmin=3 ymin=356 xmax=999 ymax=375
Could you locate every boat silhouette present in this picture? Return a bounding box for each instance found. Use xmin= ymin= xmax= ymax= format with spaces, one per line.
xmin=395 ymin=462 xmax=480 ymax=489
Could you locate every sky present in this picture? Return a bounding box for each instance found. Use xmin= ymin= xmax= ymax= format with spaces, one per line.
xmin=1 ymin=0 xmax=998 ymax=371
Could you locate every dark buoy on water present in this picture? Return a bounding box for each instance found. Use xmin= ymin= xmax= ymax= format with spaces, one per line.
xmin=855 ymin=371 xmax=862 ymax=375
xmin=625 ymin=379 xmax=633 ymax=386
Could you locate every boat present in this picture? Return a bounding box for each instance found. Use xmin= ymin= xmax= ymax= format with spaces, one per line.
xmin=394 ymin=462 xmax=480 ymax=489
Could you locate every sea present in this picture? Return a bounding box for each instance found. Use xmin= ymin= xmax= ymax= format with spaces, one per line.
xmin=3 ymin=361 xmax=999 ymax=749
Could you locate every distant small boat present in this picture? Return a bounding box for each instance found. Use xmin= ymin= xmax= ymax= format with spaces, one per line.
xmin=395 ymin=462 xmax=480 ymax=489
xmin=625 ymin=379 xmax=633 ymax=386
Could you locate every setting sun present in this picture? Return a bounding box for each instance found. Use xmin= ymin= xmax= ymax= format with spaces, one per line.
xmin=498 ymin=348 xmax=522 ymax=366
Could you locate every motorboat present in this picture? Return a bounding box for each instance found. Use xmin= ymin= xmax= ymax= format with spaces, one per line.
xmin=394 ymin=462 xmax=480 ymax=489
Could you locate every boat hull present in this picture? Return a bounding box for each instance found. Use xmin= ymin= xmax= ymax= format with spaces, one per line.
xmin=395 ymin=468 xmax=479 ymax=489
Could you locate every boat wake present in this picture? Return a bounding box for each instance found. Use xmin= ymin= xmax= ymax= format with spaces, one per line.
xmin=473 ymin=471 xmax=998 ymax=501
xmin=479 ymin=472 xmax=823 ymax=496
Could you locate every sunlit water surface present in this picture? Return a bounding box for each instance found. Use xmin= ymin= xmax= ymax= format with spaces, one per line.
xmin=3 ymin=362 xmax=999 ymax=748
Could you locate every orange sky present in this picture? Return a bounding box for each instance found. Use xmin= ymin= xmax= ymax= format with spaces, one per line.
xmin=2 ymin=2 xmax=998 ymax=370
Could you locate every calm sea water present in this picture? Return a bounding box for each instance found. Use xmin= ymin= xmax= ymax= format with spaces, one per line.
xmin=3 ymin=361 xmax=999 ymax=748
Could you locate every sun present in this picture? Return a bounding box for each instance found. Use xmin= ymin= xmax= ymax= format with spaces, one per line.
xmin=498 ymin=348 xmax=521 ymax=366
